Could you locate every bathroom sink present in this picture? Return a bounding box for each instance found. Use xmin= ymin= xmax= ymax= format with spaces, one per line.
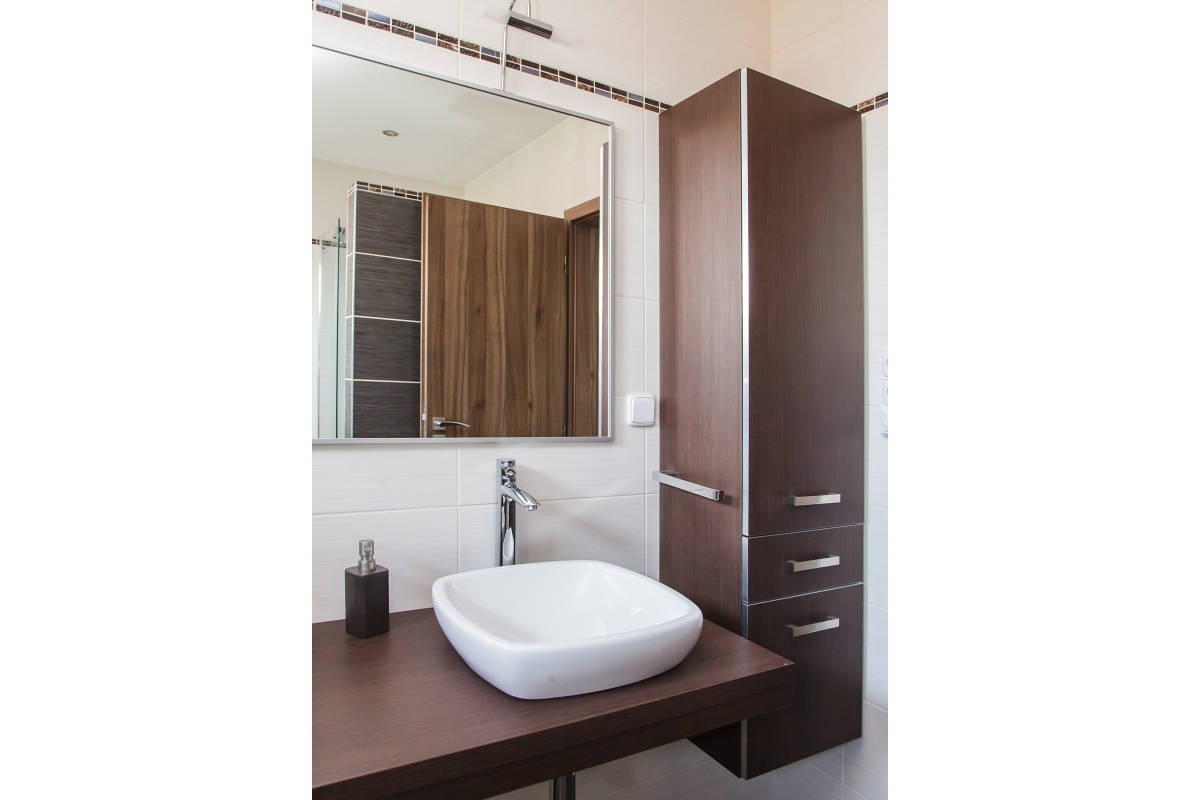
xmin=431 ymin=560 xmax=704 ymax=700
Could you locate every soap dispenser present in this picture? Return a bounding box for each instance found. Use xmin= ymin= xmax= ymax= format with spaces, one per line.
xmin=345 ymin=539 xmax=389 ymax=638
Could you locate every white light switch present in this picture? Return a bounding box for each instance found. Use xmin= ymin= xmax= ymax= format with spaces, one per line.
xmin=629 ymin=396 xmax=655 ymax=427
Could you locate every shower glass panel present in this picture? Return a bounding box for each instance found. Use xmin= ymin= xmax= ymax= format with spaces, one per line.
xmin=314 ymin=220 xmax=346 ymax=439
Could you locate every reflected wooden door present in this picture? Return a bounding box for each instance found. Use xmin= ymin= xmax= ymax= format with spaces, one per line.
xmin=421 ymin=195 xmax=567 ymax=437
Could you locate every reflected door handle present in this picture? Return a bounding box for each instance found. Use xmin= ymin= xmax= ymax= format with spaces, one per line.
xmin=652 ymin=471 xmax=724 ymax=501
xmin=432 ymin=417 xmax=471 ymax=435
xmin=787 ymin=555 xmax=840 ymax=572
xmin=787 ymin=493 xmax=841 ymax=506
xmin=787 ymin=617 xmax=840 ymax=637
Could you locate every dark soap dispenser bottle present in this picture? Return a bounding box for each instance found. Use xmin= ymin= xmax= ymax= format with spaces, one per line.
xmin=345 ymin=539 xmax=389 ymax=638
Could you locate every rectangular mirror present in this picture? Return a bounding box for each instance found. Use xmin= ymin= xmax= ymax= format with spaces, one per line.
xmin=313 ymin=45 xmax=614 ymax=443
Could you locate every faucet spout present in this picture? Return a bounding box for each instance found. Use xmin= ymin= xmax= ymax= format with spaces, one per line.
xmin=500 ymin=483 xmax=540 ymax=510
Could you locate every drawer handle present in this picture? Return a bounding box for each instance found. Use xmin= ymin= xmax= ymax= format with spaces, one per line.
xmin=787 ymin=617 xmax=840 ymax=637
xmin=787 ymin=555 xmax=840 ymax=572
xmin=653 ymin=470 xmax=724 ymax=501
xmin=788 ymin=493 xmax=841 ymax=506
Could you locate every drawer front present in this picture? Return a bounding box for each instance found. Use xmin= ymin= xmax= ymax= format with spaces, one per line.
xmin=745 ymin=525 xmax=863 ymax=603
xmin=742 ymin=584 xmax=863 ymax=777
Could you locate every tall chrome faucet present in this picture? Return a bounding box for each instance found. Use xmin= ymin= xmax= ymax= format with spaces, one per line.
xmin=497 ymin=458 xmax=539 ymax=566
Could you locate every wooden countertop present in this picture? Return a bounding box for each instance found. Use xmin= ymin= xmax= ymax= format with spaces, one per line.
xmin=313 ymin=608 xmax=795 ymax=800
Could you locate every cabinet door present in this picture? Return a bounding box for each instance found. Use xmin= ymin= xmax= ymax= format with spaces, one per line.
xmin=742 ymin=584 xmax=863 ymax=777
xmin=743 ymin=69 xmax=865 ymax=536
xmin=746 ymin=525 xmax=863 ymax=603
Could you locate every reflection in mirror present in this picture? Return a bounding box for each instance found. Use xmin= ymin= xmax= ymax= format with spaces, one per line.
xmin=312 ymin=46 xmax=613 ymax=442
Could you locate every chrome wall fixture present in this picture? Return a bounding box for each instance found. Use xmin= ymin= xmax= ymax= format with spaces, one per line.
xmin=501 ymin=0 xmax=553 ymax=91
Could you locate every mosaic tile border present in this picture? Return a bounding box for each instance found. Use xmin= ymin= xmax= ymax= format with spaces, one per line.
xmin=350 ymin=181 xmax=423 ymax=200
xmin=856 ymin=93 xmax=888 ymax=113
xmin=313 ymin=0 xmax=882 ymax=115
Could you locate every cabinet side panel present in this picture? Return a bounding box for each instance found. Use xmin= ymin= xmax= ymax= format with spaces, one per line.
xmin=744 ymin=70 xmax=866 ymax=536
xmin=658 ymin=71 xmax=745 ymax=634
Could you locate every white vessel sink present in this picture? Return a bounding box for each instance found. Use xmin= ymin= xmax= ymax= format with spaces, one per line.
xmin=431 ymin=560 xmax=704 ymax=700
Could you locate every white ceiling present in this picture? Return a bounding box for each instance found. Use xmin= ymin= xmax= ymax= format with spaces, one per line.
xmin=312 ymin=48 xmax=573 ymax=188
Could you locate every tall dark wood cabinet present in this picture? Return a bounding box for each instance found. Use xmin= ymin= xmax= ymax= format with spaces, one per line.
xmin=657 ymin=68 xmax=865 ymax=779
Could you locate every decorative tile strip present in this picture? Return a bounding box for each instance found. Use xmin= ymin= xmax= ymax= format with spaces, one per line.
xmin=315 ymin=1 xmax=882 ymax=116
xmin=312 ymin=1 xmax=670 ymax=113
xmin=353 ymin=181 xmax=422 ymax=201
xmin=856 ymin=92 xmax=888 ymax=113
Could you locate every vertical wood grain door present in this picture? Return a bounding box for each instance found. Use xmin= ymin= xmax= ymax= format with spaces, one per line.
xmin=421 ymin=195 xmax=567 ymax=438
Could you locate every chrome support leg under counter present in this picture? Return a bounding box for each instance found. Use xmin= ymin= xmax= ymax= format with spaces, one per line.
xmin=550 ymin=773 xmax=575 ymax=800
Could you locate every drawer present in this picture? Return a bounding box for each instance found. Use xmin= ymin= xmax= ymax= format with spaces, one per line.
xmin=741 ymin=584 xmax=863 ymax=776
xmin=745 ymin=525 xmax=863 ymax=603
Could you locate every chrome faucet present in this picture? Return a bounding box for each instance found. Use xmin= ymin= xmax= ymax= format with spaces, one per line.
xmin=497 ymin=458 xmax=539 ymax=566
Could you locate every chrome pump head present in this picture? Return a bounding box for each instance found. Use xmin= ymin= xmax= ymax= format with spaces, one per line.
xmin=507 ymin=2 xmax=553 ymax=39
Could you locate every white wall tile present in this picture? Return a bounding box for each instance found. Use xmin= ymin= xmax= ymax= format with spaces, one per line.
xmin=647 ymin=0 xmax=771 ymax=53
xmin=312 ymin=507 xmax=459 ymax=620
xmin=312 ymin=12 xmax=460 ymax=80
xmin=770 ymin=0 xmax=841 ymax=54
xmin=615 ymin=198 xmax=647 ymax=299
xmin=370 ymin=0 xmax=461 ymax=34
xmin=458 ymin=503 xmax=499 ymax=571
xmin=864 ymin=602 xmax=888 ymax=708
xmin=841 ymin=0 xmax=888 ymax=106
xmin=615 ymin=297 xmax=648 ymax=397
xmin=313 ymin=445 xmax=458 ymax=513
xmin=644 ymin=6 xmax=771 ymax=105
xmin=454 ymin=436 xmax=645 ymax=505
xmin=770 ymin=23 xmax=843 ymax=104
xmin=865 ymin=503 xmax=888 ymax=607
xmin=459 ymin=0 xmax=647 ymax=97
xmin=645 ymin=493 xmax=660 ymax=580
xmin=644 ymin=297 xmax=660 ymax=386
xmin=644 ymin=200 xmax=660 ymax=302
xmin=844 ymin=702 xmax=888 ymax=800
xmin=519 ymin=494 xmax=647 ymax=572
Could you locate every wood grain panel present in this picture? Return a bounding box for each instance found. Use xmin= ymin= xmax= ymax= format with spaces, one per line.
xmin=351 ymin=318 xmax=420 ymax=382
xmin=349 ymin=381 xmax=420 ymax=438
xmin=658 ymin=70 xmax=746 ymax=634
xmin=744 ymin=69 xmax=865 ymax=536
xmin=354 ymin=192 xmax=421 ymax=260
xmin=743 ymin=584 xmax=863 ymax=777
xmin=421 ymin=195 xmax=567 ymax=437
xmin=746 ymin=525 xmax=863 ymax=603
xmin=567 ymin=210 xmax=600 ymax=437
xmin=312 ymin=609 xmax=795 ymax=800
xmin=352 ymin=254 xmax=421 ymax=321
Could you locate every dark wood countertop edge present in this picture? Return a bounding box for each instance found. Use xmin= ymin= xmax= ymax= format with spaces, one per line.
xmin=313 ymin=613 xmax=795 ymax=800
xmin=315 ymin=678 xmax=792 ymax=800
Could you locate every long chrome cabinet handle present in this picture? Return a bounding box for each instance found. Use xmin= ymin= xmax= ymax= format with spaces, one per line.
xmin=787 ymin=493 xmax=841 ymax=506
xmin=787 ymin=555 xmax=841 ymax=572
xmin=787 ymin=617 xmax=840 ymax=637
xmin=653 ymin=470 xmax=724 ymax=502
